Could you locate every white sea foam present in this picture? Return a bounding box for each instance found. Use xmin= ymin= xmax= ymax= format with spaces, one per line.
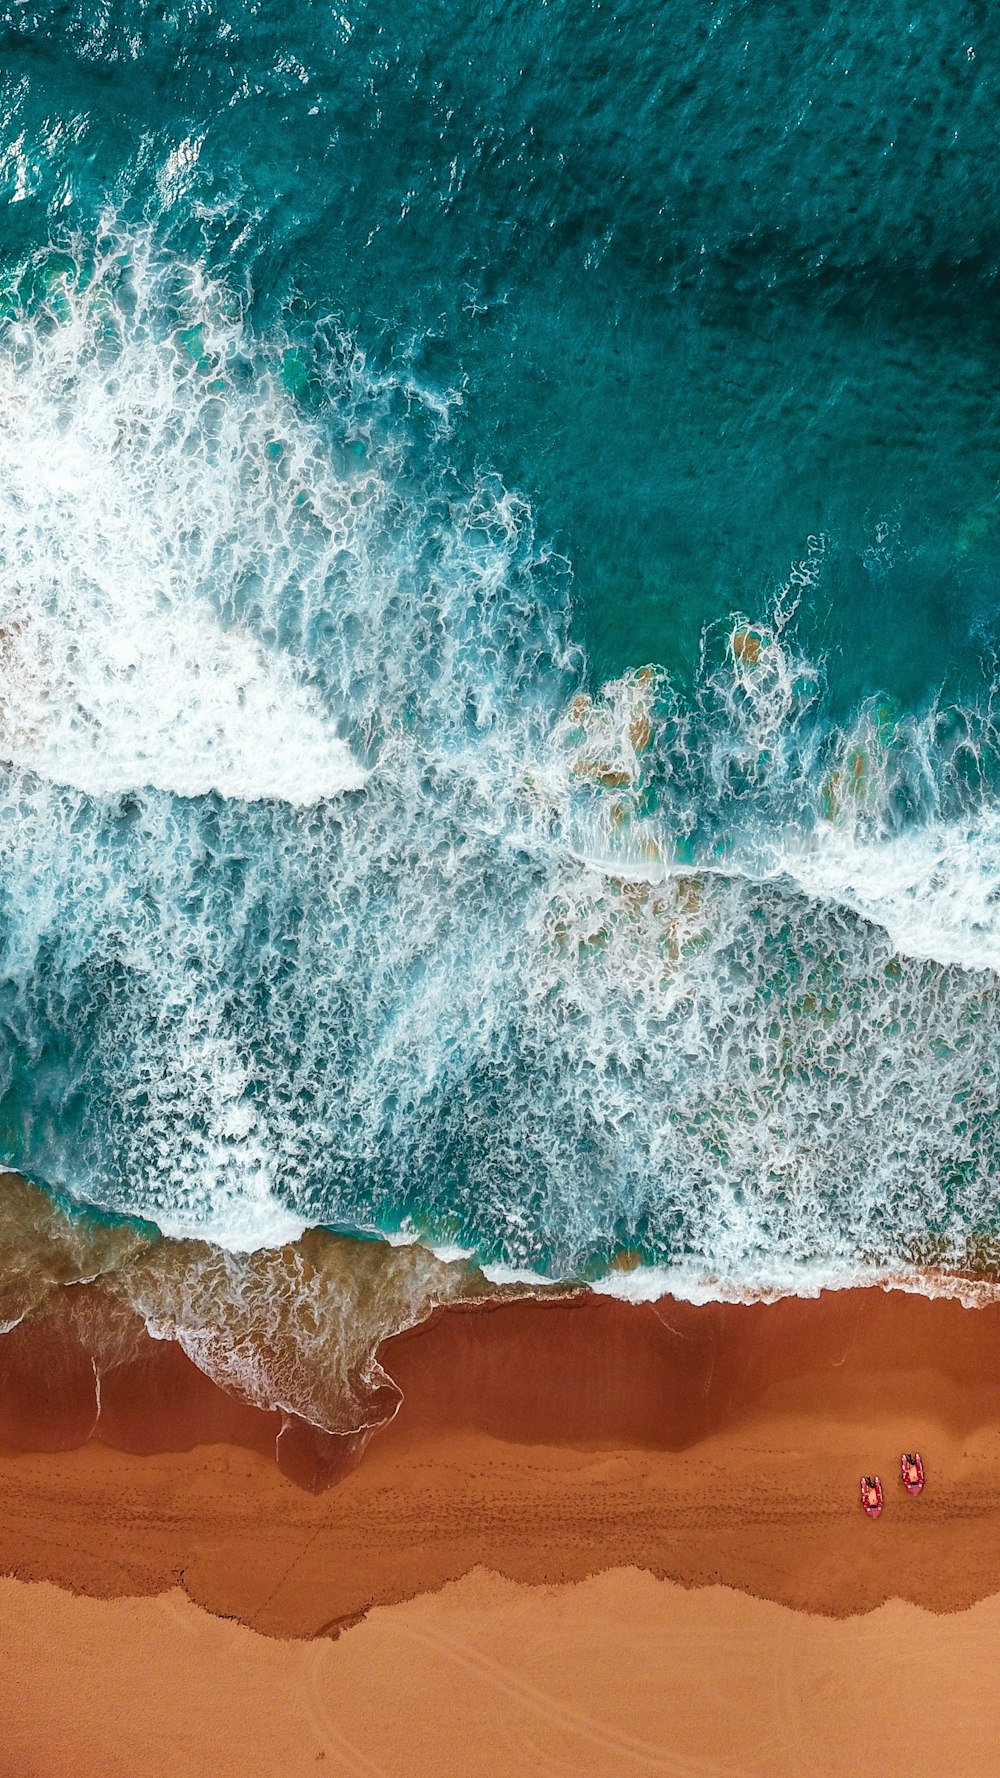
xmin=562 ymin=605 xmax=1000 ymax=980
xmin=0 ymin=235 xmax=367 ymax=803
xmin=3 ymin=230 xmax=1000 ymax=1298
xmin=589 ymin=1259 xmax=887 ymax=1305
xmin=480 ymin=1260 xmax=559 ymax=1288
xmin=379 ymin=1225 xmax=476 ymax=1264
xmin=589 ymin=1262 xmax=1000 ymax=1309
xmin=781 ymin=812 xmax=1000 ymax=977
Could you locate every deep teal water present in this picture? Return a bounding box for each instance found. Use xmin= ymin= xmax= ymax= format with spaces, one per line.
xmin=1 ymin=1 xmax=1000 ymax=1293
xmin=5 ymin=1 xmax=1000 ymax=699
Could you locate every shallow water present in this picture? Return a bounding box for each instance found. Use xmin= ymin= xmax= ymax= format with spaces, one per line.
xmin=0 ymin=2 xmax=999 ymax=1388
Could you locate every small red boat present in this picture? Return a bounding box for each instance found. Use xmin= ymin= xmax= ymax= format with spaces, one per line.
xmin=861 ymin=1475 xmax=883 ymax=1519
xmin=901 ymin=1452 xmax=925 ymax=1495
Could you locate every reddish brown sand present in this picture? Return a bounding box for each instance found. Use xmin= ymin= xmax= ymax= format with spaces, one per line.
xmin=5 ymin=1286 xmax=1000 ymax=1773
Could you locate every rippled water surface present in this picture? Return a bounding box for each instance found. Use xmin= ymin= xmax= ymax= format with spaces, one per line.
xmin=0 ymin=2 xmax=999 ymax=1368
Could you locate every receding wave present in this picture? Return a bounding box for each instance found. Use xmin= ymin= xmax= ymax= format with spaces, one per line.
xmin=0 ymin=1172 xmax=495 ymax=1440
xmin=2 ymin=228 xmax=1000 ymax=1300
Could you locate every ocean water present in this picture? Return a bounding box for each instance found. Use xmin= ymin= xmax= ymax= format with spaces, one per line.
xmin=2 ymin=1 xmax=1000 ymax=1421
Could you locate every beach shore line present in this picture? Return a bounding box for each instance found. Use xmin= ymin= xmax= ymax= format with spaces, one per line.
xmin=4 ymin=1284 xmax=1000 ymax=1624
xmin=6 ymin=1286 xmax=1000 ymax=1772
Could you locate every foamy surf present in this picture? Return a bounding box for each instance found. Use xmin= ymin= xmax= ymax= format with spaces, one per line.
xmin=779 ymin=813 xmax=1000 ymax=978
xmin=2 ymin=228 xmax=1000 ymax=1298
xmin=591 ymin=1261 xmax=1000 ymax=1311
xmin=0 ymin=236 xmax=367 ymax=805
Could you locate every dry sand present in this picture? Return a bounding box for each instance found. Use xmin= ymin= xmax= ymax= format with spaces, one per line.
xmin=5 ymin=1566 xmax=1000 ymax=1778
xmin=5 ymin=1286 xmax=1000 ymax=1773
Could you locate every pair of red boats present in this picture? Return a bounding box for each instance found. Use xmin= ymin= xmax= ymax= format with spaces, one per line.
xmin=860 ymin=1453 xmax=924 ymax=1518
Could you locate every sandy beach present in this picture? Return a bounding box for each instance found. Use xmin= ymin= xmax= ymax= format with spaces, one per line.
xmin=7 ymin=1567 xmax=1000 ymax=1778
xmin=5 ymin=1286 xmax=1000 ymax=1771
xmin=2 ymin=3 xmax=998 ymax=1772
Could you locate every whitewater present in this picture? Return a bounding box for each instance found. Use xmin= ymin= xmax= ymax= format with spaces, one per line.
xmin=0 ymin=229 xmax=999 ymax=1309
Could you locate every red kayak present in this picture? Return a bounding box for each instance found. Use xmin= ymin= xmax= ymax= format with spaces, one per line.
xmin=901 ymin=1452 xmax=925 ymax=1495
xmin=860 ymin=1475 xmax=883 ymax=1519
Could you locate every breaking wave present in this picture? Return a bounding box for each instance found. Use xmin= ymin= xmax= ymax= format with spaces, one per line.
xmin=1 ymin=227 xmax=1000 ymax=1306
xmin=0 ymin=240 xmax=368 ymax=804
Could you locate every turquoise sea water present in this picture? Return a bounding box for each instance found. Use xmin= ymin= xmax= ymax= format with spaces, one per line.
xmin=2 ymin=2 xmax=1000 ymax=1333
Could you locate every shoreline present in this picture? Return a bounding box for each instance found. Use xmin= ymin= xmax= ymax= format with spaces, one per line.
xmin=7 ymin=1284 xmax=1000 ymax=1771
xmin=5 ymin=1285 xmax=1000 ymax=1625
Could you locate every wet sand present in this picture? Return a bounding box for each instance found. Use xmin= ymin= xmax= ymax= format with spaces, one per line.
xmin=5 ymin=1286 xmax=1000 ymax=1771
